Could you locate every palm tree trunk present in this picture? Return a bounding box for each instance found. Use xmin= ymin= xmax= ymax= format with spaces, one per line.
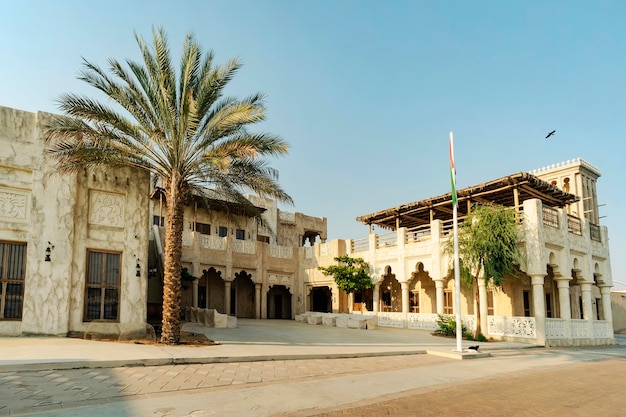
xmin=160 ymin=176 xmax=186 ymax=345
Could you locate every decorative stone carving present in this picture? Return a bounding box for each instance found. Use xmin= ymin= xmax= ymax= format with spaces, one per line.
xmin=88 ymin=190 xmax=125 ymax=227
xmin=233 ymin=240 xmax=255 ymax=254
xmin=269 ymin=245 xmax=293 ymax=259
xmin=0 ymin=188 xmax=28 ymax=221
xmin=201 ymin=235 xmax=226 ymax=250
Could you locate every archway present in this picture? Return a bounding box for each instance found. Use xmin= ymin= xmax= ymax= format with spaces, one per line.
xmin=232 ymin=270 xmax=255 ymax=318
xmin=409 ymin=263 xmax=436 ymax=313
xmin=379 ymin=266 xmax=400 ymax=312
xmin=310 ymin=286 xmax=332 ymax=313
xmin=267 ymin=285 xmax=292 ymax=319
xmin=200 ymin=267 xmax=225 ymax=313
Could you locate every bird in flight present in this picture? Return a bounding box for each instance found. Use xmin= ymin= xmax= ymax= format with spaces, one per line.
xmin=545 ymin=130 xmax=556 ymax=139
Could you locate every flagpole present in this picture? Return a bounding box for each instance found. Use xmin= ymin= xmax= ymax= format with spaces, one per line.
xmin=449 ymin=131 xmax=463 ymax=352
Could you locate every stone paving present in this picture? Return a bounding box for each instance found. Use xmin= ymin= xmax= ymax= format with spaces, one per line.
xmin=300 ymin=358 xmax=626 ymax=417
xmin=0 ymin=354 xmax=450 ymax=416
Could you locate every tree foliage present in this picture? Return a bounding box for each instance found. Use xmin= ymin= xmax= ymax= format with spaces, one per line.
xmin=455 ymin=204 xmax=520 ymax=288
xmin=444 ymin=204 xmax=521 ymax=338
xmin=44 ymin=27 xmax=292 ymax=344
xmin=318 ymin=255 xmax=373 ymax=294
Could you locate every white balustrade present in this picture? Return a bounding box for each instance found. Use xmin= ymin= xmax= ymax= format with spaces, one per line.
xmin=376 ymin=312 xmax=404 ymax=328
xmin=233 ymin=240 xmax=255 ymax=254
xmin=407 ymin=313 xmax=439 ymax=330
xmin=545 ymin=318 xmax=569 ymax=339
xmin=201 ymin=235 xmax=226 ymax=250
xmin=571 ymin=319 xmax=591 ymax=339
xmin=487 ymin=316 xmax=536 ymax=338
xmin=593 ymin=321 xmax=612 ymax=338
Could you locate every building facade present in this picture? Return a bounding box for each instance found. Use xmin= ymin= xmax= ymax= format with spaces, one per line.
xmin=298 ymin=160 xmax=614 ymax=346
xmin=0 ymin=106 xmax=150 ymax=336
xmin=0 ymin=105 xmax=615 ymax=346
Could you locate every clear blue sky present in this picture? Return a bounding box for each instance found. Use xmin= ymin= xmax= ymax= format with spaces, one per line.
xmin=1 ymin=1 xmax=624 ymax=288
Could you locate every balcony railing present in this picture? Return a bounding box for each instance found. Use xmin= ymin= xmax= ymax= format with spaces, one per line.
xmin=201 ymin=235 xmax=226 ymax=251
xmin=542 ymin=207 xmax=559 ymax=228
xmin=405 ymin=224 xmax=431 ymax=243
xmin=233 ymin=239 xmax=255 ymax=254
xmin=589 ymin=223 xmax=601 ymax=242
xmin=376 ymin=231 xmax=397 ymax=248
xmin=567 ymin=215 xmax=582 ymax=236
xmin=269 ymin=245 xmax=293 ymax=259
xmin=351 ymin=237 xmax=369 ymax=252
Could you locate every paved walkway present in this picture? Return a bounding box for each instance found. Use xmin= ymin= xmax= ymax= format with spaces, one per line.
xmin=0 ymin=319 xmax=529 ymax=372
xmin=0 ymin=320 xmax=623 ymax=416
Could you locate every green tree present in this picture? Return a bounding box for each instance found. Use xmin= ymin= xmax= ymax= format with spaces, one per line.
xmin=444 ymin=204 xmax=520 ymax=339
xmin=318 ymin=255 xmax=373 ymax=294
xmin=44 ymin=28 xmax=292 ymax=344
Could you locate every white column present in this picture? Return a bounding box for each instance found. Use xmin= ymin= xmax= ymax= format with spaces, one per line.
xmin=478 ymin=278 xmax=488 ymax=335
xmin=254 ymin=283 xmax=261 ymax=319
xmin=401 ymin=282 xmax=409 ymax=328
xmin=600 ymin=285 xmax=613 ymax=324
xmin=401 ymin=282 xmax=409 ymax=314
xmin=555 ymin=278 xmax=572 ymax=319
xmin=373 ymin=284 xmax=380 ymax=313
xmin=224 ymin=281 xmax=232 ymax=316
xmin=531 ymin=274 xmax=546 ymax=345
xmin=435 ymin=280 xmax=445 ymax=315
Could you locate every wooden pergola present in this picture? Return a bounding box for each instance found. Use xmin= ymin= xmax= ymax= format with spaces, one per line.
xmin=356 ymin=172 xmax=579 ymax=231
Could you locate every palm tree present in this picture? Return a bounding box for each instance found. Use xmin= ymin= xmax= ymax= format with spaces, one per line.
xmin=44 ymin=27 xmax=293 ymax=344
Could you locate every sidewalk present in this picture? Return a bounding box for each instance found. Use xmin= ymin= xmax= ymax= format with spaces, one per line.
xmin=0 ymin=319 xmax=534 ymax=371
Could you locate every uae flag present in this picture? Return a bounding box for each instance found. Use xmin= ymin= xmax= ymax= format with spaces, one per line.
xmin=449 ymin=132 xmax=457 ymax=208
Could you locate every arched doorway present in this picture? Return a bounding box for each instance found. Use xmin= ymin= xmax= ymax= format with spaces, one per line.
xmin=232 ymin=271 xmax=255 ymax=318
xmin=200 ymin=267 xmax=225 ymax=313
xmin=267 ymin=285 xmax=292 ymax=319
xmin=310 ymin=286 xmax=332 ymax=313
xmin=409 ymin=263 xmax=436 ymax=313
xmin=379 ymin=266 xmax=400 ymax=312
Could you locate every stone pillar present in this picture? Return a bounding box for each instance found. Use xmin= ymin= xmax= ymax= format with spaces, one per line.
xmin=401 ymin=282 xmax=409 ymax=327
xmin=531 ymin=274 xmax=546 ymax=345
xmin=373 ymin=284 xmax=380 ymax=313
xmin=555 ymin=278 xmax=572 ymax=319
xmin=600 ymin=285 xmax=613 ymax=324
xmin=192 ymin=279 xmax=199 ymax=308
xmin=254 ymin=283 xmax=261 ymax=319
xmin=478 ymin=278 xmax=488 ymax=335
xmin=261 ymin=286 xmax=268 ymax=319
xmin=435 ymin=280 xmax=445 ymax=315
xmin=224 ymin=281 xmax=232 ymax=316
xmin=579 ymin=280 xmax=594 ymax=320
xmin=348 ymin=292 xmax=354 ymax=313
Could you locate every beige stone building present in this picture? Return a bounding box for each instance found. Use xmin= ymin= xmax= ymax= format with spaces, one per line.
xmin=0 ymin=106 xmax=150 ymax=336
xmin=147 ymin=192 xmax=327 ymax=324
xmin=0 ymin=105 xmax=615 ymax=346
xmin=299 ymin=158 xmax=614 ymax=346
